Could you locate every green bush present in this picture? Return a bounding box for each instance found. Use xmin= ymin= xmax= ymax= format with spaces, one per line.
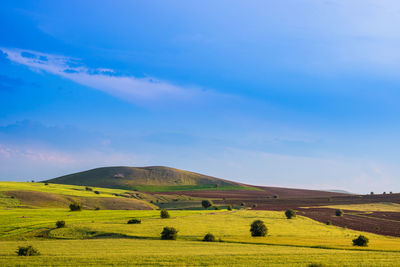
xmin=127 ymin=219 xmax=141 ymax=224
xmin=203 ymin=233 xmax=216 ymax=242
xmin=273 ymin=195 xmax=279 ymax=199
xmin=94 ymin=207 xmax=100 ymax=211
xmin=69 ymin=202 xmax=82 ymax=211
xmin=44 ymin=183 xmax=49 ymax=186
xmin=250 ymin=220 xmax=267 ymax=237
xmin=85 ymin=186 xmax=93 ymax=191
xmin=326 ymin=221 xmax=332 ymax=225
xmin=308 ymin=263 xmax=327 ymax=267
xmin=214 ymin=206 xmax=221 ymax=210
xmin=227 ymin=205 xmax=232 ymax=211
xmin=285 ymin=209 xmax=296 ymax=219
xmin=161 ymin=227 xmax=178 ymax=240
xmin=160 ymin=209 xmax=170 ymax=218
xmin=252 ymin=204 xmax=257 ymax=208
xmin=201 ymin=200 xmax=213 ymax=209
xmin=353 ymin=235 xmax=369 ymax=247
xmin=335 ymin=209 xmax=343 ymax=216
xmin=56 ymin=220 xmax=65 ymax=228
xmin=94 ymin=190 xmax=100 ymax=194
xmin=16 ymin=245 xmax=40 ymax=256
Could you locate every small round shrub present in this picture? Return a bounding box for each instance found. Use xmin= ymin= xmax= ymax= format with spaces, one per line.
xmin=56 ymin=220 xmax=65 ymax=228
xmin=252 ymin=204 xmax=257 ymax=208
xmin=160 ymin=209 xmax=170 ymax=219
xmin=250 ymin=220 xmax=268 ymax=237
xmin=94 ymin=190 xmax=100 ymax=194
xmin=95 ymin=207 xmax=100 ymax=211
xmin=214 ymin=206 xmax=221 ymax=210
xmin=85 ymin=186 xmax=93 ymax=191
xmin=161 ymin=227 xmax=178 ymax=240
xmin=227 ymin=205 xmax=232 ymax=211
xmin=203 ymin=233 xmax=216 ymax=242
xmin=326 ymin=221 xmax=332 ymax=225
xmin=44 ymin=183 xmax=49 ymax=186
xmin=353 ymin=235 xmax=369 ymax=247
xmin=69 ymin=202 xmax=82 ymax=211
xmin=335 ymin=209 xmax=343 ymax=216
xmin=240 ymin=202 xmax=245 ymax=206
xmin=285 ymin=209 xmax=296 ymax=219
xmin=127 ymin=219 xmax=141 ymax=224
xmin=16 ymin=245 xmax=40 ymax=256
xmin=201 ymin=200 xmax=213 ymax=209
xmin=273 ymin=195 xmax=279 ymax=199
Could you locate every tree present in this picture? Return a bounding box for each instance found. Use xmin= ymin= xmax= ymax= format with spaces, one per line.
xmin=353 ymin=235 xmax=369 ymax=246
xmin=203 ymin=233 xmax=216 ymax=242
xmin=285 ymin=209 xmax=296 ymax=219
xmin=201 ymin=200 xmax=213 ymax=209
xmin=227 ymin=205 xmax=232 ymax=211
xmin=250 ymin=220 xmax=268 ymax=237
xmin=69 ymin=202 xmax=82 ymax=211
xmin=335 ymin=209 xmax=343 ymax=216
xmin=160 ymin=209 xmax=170 ymax=218
xmin=56 ymin=220 xmax=65 ymax=228
xmin=17 ymin=246 xmax=40 ymax=256
xmin=161 ymin=227 xmax=178 ymax=240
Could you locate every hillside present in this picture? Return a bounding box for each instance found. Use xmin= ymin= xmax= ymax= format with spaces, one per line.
xmin=44 ymin=166 xmax=247 ymax=191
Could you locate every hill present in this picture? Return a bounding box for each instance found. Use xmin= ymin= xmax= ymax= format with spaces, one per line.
xmin=44 ymin=166 xmax=250 ymax=191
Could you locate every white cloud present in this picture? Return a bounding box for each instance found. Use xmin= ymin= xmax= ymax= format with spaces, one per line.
xmin=1 ymin=48 xmax=207 ymax=104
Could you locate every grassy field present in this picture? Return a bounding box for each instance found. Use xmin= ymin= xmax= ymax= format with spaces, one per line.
xmin=319 ymin=202 xmax=400 ymax=212
xmin=1 ymin=208 xmax=400 ymax=266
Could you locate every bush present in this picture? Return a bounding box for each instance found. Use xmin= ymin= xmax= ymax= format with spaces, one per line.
xmin=44 ymin=183 xmax=49 ymax=186
xmin=252 ymin=204 xmax=257 ymax=208
xmin=127 ymin=219 xmax=141 ymax=224
xmin=370 ymin=192 xmax=374 ymax=195
xmin=161 ymin=227 xmax=178 ymax=240
xmin=94 ymin=191 xmax=100 ymax=194
xmin=240 ymin=202 xmax=245 ymax=206
xmin=250 ymin=220 xmax=268 ymax=237
xmin=326 ymin=221 xmax=332 ymax=225
xmin=94 ymin=207 xmax=100 ymax=211
xmin=16 ymin=245 xmax=40 ymax=256
xmin=227 ymin=205 xmax=232 ymax=211
xmin=308 ymin=263 xmax=327 ymax=267
xmin=353 ymin=235 xmax=369 ymax=247
xmin=273 ymin=195 xmax=279 ymax=199
xmin=160 ymin=209 xmax=170 ymax=218
xmin=214 ymin=206 xmax=221 ymax=210
xmin=56 ymin=220 xmax=65 ymax=228
xmin=285 ymin=209 xmax=296 ymax=219
xmin=335 ymin=209 xmax=343 ymax=216
xmin=69 ymin=202 xmax=82 ymax=211
xmin=203 ymin=233 xmax=216 ymax=242
xmin=85 ymin=186 xmax=93 ymax=191
xmin=201 ymin=200 xmax=213 ymax=209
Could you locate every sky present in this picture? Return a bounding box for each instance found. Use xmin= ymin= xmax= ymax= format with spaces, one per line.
xmin=1 ymin=0 xmax=400 ymax=193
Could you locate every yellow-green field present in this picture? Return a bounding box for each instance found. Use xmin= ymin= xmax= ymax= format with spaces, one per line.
xmin=318 ymin=202 xmax=400 ymax=212
xmin=1 ymin=208 xmax=400 ymax=266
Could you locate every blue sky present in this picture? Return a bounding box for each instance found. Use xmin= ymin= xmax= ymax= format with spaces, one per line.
xmin=1 ymin=0 xmax=400 ymax=193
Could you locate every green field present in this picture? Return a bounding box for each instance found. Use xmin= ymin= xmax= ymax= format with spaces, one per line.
xmin=319 ymin=202 xmax=400 ymax=212
xmin=1 ymin=207 xmax=400 ymax=266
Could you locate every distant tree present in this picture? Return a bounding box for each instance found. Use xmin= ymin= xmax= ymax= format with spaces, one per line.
xmin=227 ymin=205 xmax=233 ymax=211
xmin=95 ymin=207 xmax=100 ymax=211
xmin=370 ymin=192 xmax=374 ymax=195
xmin=160 ymin=209 xmax=170 ymax=219
xmin=352 ymin=235 xmax=369 ymax=247
xmin=390 ymin=191 xmax=393 ymax=194
xmin=31 ymin=180 xmax=35 ymax=183
xmin=69 ymin=202 xmax=82 ymax=211
xmin=85 ymin=186 xmax=93 ymax=191
xmin=161 ymin=227 xmax=178 ymax=240
xmin=383 ymin=192 xmax=386 ymax=195
xmin=201 ymin=200 xmax=213 ymax=209
xmin=273 ymin=195 xmax=279 ymax=199
xmin=44 ymin=183 xmax=49 ymax=186
xmin=252 ymin=204 xmax=257 ymax=208
xmin=335 ymin=209 xmax=343 ymax=216
xmin=214 ymin=206 xmax=221 ymax=210
xmin=240 ymin=202 xmax=245 ymax=206
xmin=17 ymin=246 xmax=40 ymax=256
xmin=56 ymin=220 xmax=65 ymax=228
xmin=285 ymin=209 xmax=296 ymax=219
xmin=94 ymin=191 xmax=100 ymax=194
xmin=203 ymin=233 xmax=216 ymax=242
xmin=326 ymin=221 xmax=332 ymax=225
xmin=250 ymin=220 xmax=268 ymax=237
xmin=127 ymin=219 xmax=141 ymax=224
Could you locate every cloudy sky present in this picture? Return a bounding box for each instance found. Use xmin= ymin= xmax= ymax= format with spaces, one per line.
xmin=1 ymin=0 xmax=400 ymax=193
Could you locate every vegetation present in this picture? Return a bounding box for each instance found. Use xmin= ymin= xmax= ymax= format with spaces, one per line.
xmin=201 ymin=200 xmax=213 ymax=209
xmin=250 ymin=220 xmax=267 ymax=237
xmin=161 ymin=227 xmax=178 ymax=240
xmin=285 ymin=209 xmax=296 ymax=219
xmin=127 ymin=219 xmax=141 ymax=224
xmin=56 ymin=220 xmax=66 ymax=228
xmin=227 ymin=205 xmax=232 ymax=211
xmin=335 ymin=209 xmax=343 ymax=216
xmin=16 ymin=245 xmax=40 ymax=256
xmin=69 ymin=202 xmax=82 ymax=211
xmin=203 ymin=233 xmax=216 ymax=242
xmin=353 ymin=235 xmax=369 ymax=247
xmin=160 ymin=209 xmax=170 ymax=219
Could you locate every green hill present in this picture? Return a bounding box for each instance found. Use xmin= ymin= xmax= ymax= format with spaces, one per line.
xmin=44 ymin=166 xmax=251 ymax=192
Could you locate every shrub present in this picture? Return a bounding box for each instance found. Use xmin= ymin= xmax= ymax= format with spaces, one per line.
xmin=161 ymin=227 xmax=178 ymax=240
xmin=273 ymin=195 xmax=279 ymax=199
xmin=252 ymin=204 xmax=257 ymax=208
xmin=370 ymin=192 xmax=374 ymax=195
xmin=353 ymin=235 xmax=369 ymax=247
xmin=95 ymin=207 xmax=100 ymax=211
xmin=94 ymin=191 xmax=100 ymax=194
xmin=44 ymin=183 xmax=49 ymax=186
xmin=127 ymin=219 xmax=141 ymax=224
xmin=201 ymin=200 xmax=213 ymax=209
xmin=227 ymin=205 xmax=232 ymax=211
xmin=308 ymin=263 xmax=327 ymax=267
xmin=214 ymin=206 xmax=221 ymax=210
xmin=240 ymin=202 xmax=245 ymax=206
xmin=85 ymin=186 xmax=93 ymax=191
xmin=326 ymin=221 xmax=332 ymax=225
xmin=16 ymin=245 xmax=40 ymax=256
xmin=69 ymin=202 xmax=82 ymax=211
xmin=56 ymin=220 xmax=65 ymax=228
xmin=250 ymin=220 xmax=267 ymax=237
xmin=335 ymin=209 xmax=343 ymax=216
xmin=203 ymin=233 xmax=216 ymax=242
xmin=160 ymin=209 xmax=170 ymax=218
xmin=285 ymin=209 xmax=296 ymax=219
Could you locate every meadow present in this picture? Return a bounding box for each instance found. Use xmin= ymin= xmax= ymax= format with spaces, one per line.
xmin=1 ymin=208 xmax=400 ymax=266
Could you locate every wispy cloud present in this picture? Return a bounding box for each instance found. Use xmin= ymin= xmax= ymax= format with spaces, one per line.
xmin=1 ymin=48 xmax=208 ymax=104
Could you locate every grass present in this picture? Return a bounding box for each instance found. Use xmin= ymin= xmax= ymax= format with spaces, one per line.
xmin=319 ymin=202 xmax=400 ymax=212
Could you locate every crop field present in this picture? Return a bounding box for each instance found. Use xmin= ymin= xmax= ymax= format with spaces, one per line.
xmin=319 ymin=202 xmax=400 ymax=212
xmin=1 ymin=208 xmax=400 ymax=266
